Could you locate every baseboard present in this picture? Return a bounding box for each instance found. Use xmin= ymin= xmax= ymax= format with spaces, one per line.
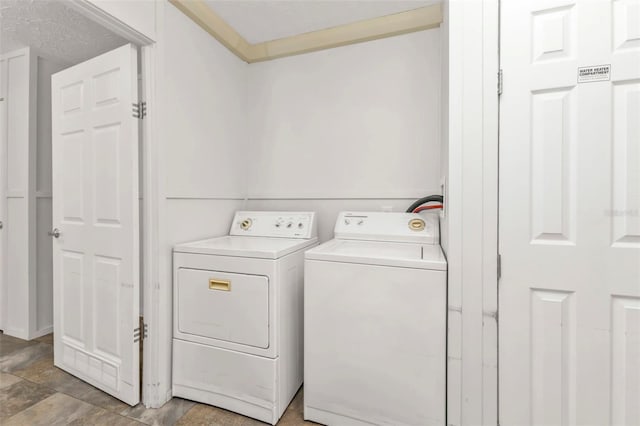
xmin=31 ymin=326 xmax=53 ymax=339
xmin=2 ymin=327 xmax=29 ymax=340
xmin=304 ymin=405 xmax=377 ymax=426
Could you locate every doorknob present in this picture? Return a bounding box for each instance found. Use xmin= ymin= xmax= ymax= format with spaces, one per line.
xmin=48 ymin=228 xmax=61 ymax=238
xmin=0 ymin=221 xmax=3 ymax=229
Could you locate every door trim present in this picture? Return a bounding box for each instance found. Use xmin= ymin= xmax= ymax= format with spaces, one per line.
xmin=443 ymin=1 xmax=500 ymax=425
xmin=66 ymin=0 xmax=154 ymax=46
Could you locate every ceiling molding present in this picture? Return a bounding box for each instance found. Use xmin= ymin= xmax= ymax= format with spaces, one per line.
xmin=168 ymin=0 xmax=442 ymax=63
xmin=168 ymin=0 xmax=253 ymax=62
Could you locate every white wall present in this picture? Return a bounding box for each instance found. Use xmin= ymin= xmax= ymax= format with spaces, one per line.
xmin=152 ymin=3 xmax=249 ymax=405
xmin=160 ymin=0 xmax=249 ymax=266
xmin=247 ymin=30 xmax=441 ymax=238
xmin=161 ymin=2 xmax=248 ymax=247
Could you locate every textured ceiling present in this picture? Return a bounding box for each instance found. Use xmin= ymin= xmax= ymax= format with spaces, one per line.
xmin=206 ymin=0 xmax=437 ymax=44
xmin=0 ymin=0 xmax=129 ymax=65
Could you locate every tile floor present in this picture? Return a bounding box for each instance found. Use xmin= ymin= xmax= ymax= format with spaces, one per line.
xmin=0 ymin=332 xmax=313 ymax=425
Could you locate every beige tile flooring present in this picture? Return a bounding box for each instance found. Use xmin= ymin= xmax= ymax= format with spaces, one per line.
xmin=0 ymin=332 xmax=313 ymax=425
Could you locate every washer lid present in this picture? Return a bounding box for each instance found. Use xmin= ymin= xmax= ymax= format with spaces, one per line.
xmin=174 ymin=235 xmax=318 ymax=259
xmin=305 ymin=239 xmax=447 ymax=271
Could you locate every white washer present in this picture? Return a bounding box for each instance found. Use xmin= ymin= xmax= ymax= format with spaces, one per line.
xmin=304 ymin=212 xmax=447 ymax=426
xmin=172 ymin=211 xmax=318 ymax=425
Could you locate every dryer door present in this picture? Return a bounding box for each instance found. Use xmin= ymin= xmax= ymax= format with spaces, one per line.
xmin=177 ymin=268 xmax=269 ymax=349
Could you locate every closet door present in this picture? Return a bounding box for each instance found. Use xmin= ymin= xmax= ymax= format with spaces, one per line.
xmin=51 ymin=43 xmax=140 ymax=405
xmin=499 ymin=1 xmax=640 ymax=425
xmin=0 ymin=49 xmax=36 ymax=338
xmin=0 ymin=56 xmax=5 ymax=331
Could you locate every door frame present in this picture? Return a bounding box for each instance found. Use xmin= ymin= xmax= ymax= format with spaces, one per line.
xmin=65 ymin=0 xmax=161 ymax=408
xmin=442 ymin=1 xmax=500 ymax=425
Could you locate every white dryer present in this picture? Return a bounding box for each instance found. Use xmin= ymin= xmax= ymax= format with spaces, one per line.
xmin=304 ymin=212 xmax=447 ymax=426
xmin=172 ymin=211 xmax=318 ymax=425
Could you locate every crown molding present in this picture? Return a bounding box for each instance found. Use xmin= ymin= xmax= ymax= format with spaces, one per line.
xmin=169 ymin=1 xmax=442 ymax=63
xmin=168 ymin=0 xmax=253 ymax=62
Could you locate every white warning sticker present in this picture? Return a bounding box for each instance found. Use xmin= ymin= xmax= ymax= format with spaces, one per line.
xmin=577 ymin=64 xmax=611 ymax=83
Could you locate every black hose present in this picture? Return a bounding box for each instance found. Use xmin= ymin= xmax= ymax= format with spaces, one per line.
xmin=406 ymin=195 xmax=444 ymax=213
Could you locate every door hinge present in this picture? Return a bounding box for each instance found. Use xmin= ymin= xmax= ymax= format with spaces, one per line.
xmin=497 ymin=69 xmax=503 ymax=96
xmin=132 ymin=101 xmax=146 ymax=119
xmin=135 ymin=318 xmax=148 ymax=343
xmin=497 ymin=253 xmax=502 ymax=280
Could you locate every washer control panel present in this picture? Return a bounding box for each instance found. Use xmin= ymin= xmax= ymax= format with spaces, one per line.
xmin=230 ymin=211 xmax=317 ymax=239
xmin=334 ymin=211 xmax=438 ymax=244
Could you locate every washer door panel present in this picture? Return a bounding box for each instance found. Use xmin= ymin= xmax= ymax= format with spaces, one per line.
xmin=304 ymin=260 xmax=446 ymax=425
xmin=177 ymin=268 xmax=269 ymax=349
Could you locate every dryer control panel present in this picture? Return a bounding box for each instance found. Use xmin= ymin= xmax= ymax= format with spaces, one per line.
xmin=334 ymin=211 xmax=439 ymax=244
xmin=230 ymin=211 xmax=317 ymax=239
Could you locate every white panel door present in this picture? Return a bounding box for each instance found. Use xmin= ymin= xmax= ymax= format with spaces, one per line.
xmin=0 ymin=49 xmax=35 ymax=338
xmin=500 ymin=1 xmax=640 ymax=425
xmin=0 ymin=58 xmax=5 ymax=331
xmin=51 ymin=44 xmax=140 ymax=405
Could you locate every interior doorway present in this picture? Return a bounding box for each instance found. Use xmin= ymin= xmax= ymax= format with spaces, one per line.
xmin=0 ymin=0 xmax=152 ymax=406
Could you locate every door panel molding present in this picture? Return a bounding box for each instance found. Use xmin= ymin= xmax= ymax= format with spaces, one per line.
xmin=499 ymin=1 xmax=640 ymax=424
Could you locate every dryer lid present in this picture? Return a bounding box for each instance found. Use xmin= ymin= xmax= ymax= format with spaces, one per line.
xmin=174 ymin=235 xmax=318 ymax=259
xmin=305 ymin=239 xmax=447 ymax=271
